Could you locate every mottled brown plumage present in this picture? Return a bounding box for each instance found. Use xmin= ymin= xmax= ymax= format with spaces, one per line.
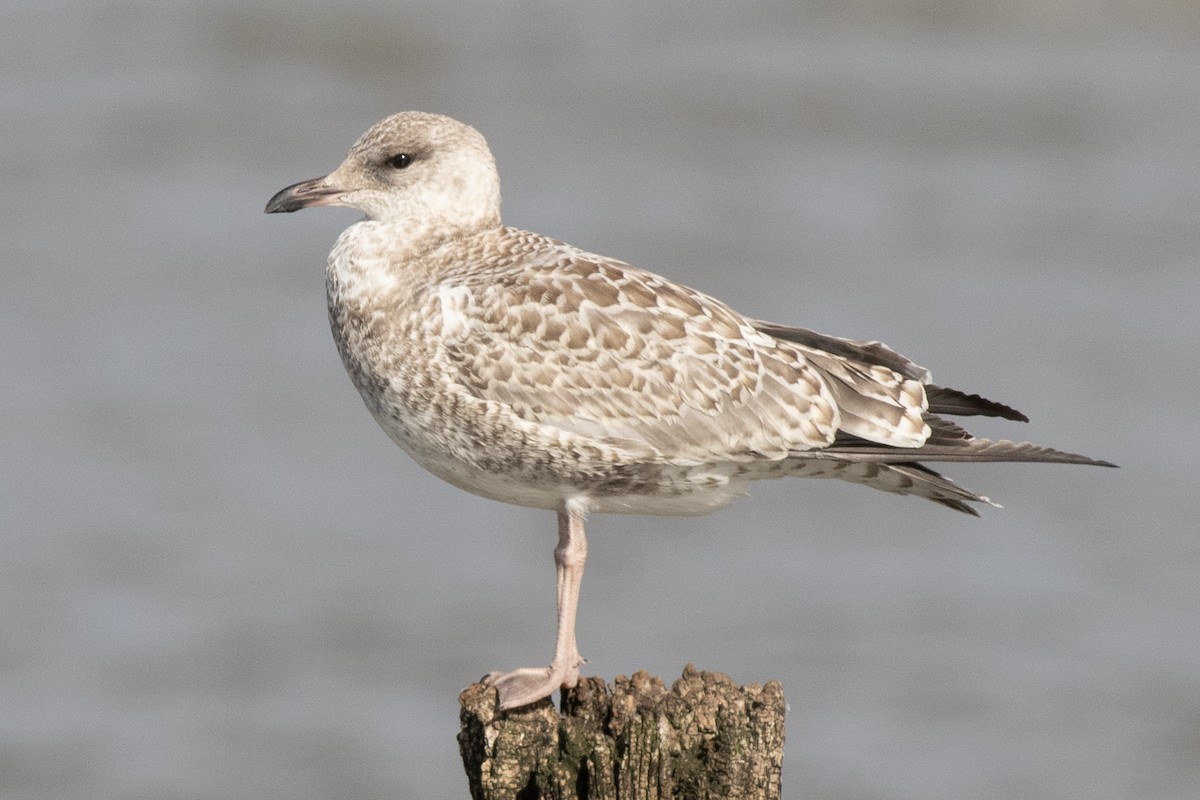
xmin=266 ymin=111 xmax=1113 ymax=709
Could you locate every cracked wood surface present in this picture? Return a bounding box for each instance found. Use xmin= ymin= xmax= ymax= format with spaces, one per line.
xmin=458 ymin=665 xmax=786 ymax=800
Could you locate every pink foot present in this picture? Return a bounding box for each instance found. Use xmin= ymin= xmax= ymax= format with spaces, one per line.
xmin=485 ymin=659 xmax=582 ymax=710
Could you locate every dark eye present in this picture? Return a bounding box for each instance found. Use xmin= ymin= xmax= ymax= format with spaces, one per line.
xmin=386 ymin=153 xmax=413 ymax=170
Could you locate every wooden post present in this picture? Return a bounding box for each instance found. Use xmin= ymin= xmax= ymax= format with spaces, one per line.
xmin=458 ymin=665 xmax=786 ymax=800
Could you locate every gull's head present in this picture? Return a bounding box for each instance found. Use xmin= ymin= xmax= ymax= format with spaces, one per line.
xmin=265 ymin=111 xmax=501 ymax=233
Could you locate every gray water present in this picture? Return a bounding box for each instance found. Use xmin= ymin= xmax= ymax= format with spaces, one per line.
xmin=3 ymin=2 xmax=1198 ymax=798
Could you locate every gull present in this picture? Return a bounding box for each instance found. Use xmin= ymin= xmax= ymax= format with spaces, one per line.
xmin=265 ymin=111 xmax=1114 ymax=710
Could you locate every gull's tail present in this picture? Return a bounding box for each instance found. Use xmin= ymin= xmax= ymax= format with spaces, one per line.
xmin=783 ymin=429 xmax=1115 ymax=516
xmin=752 ymin=320 xmax=1115 ymax=514
xmin=782 ymin=436 xmax=1114 ymax=515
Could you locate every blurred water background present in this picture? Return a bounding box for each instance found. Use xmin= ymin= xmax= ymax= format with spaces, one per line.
xmin=3 ymin=2 xmax=1198 ymax=798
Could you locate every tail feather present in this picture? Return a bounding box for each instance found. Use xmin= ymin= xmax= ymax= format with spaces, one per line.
xmin=750 ymin=317 xmax=1115 ymax=513
xmin=889 ymin=463 xmax=992 ymax=516
xmin=785 ymin=435 xmax=1114 ymax=514
xmin=778 ymin=458 xmax=998 ymax=515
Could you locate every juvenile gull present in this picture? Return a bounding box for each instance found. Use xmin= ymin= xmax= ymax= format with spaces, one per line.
xmin=266 ymin=111 xmax=1114 ymax=710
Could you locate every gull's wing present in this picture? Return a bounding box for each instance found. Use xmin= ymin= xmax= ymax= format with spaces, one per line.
xmin=430 ymin=239 xmax=929 ymax=463
xmin=426 ymin=230 xmax=1114 ymax=516
xmin=751 ymin=320 xmax=1030 ymax=422
xmin=434 ymin=252 xmax=836 ymax=462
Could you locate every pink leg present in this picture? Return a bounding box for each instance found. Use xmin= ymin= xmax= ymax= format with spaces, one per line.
xmin=486 ymin=506 xmax=588 ymax=710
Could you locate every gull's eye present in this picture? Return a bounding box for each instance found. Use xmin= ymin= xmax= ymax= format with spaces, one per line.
xmin=386 ymin=153 xmax=413 ymax=170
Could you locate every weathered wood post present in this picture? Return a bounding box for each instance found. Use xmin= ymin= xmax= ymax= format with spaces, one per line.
xmin=458 ymin=665 xmax=786 ymax=799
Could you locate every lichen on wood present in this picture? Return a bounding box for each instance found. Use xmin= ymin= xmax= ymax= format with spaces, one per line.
xmin=458 ymin=665 xmax=785 ymax=800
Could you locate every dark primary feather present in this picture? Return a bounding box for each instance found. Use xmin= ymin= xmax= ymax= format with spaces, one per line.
xmin=753 ymin=320 xmax=1030 ymax=421
xmin=754 ymin=318 xmax=1115 ymax=514
xmin=925 ymin=386 xmax=1029 ymax=422
xmin=814 ymin=436 xmax=1117 ymax=467
xmin=753 ymin=320 xmax=930 ymax=380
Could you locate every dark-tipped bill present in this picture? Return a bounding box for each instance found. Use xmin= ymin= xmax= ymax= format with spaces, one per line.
xmin=265 ymin=176 xmax=343 ymax=214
